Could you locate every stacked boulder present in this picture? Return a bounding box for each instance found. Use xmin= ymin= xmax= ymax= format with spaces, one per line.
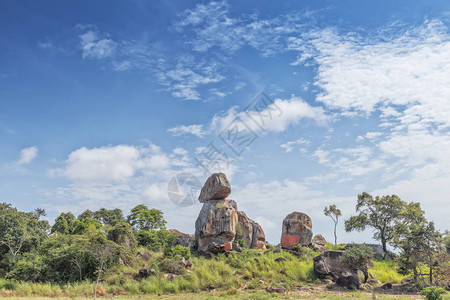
xmin=194 ymin=173 xmax=266 ymax=254
xmin=280 ymin=212 xmax=313 ymax=249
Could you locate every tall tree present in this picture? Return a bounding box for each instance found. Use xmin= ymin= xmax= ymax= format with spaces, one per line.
xmin=127 ymin=205 xmax=166 ymax=231
xmin=51 ymin=212 xmax=76 ymax=234
xmin=345 ymin=192 xmax=423 ymax=255
xmin=393 ymin=220 xmax=441 ymax=283
xmin=324 ymin=204 xmax=342 ymax=245
xmin=0 ymin=203 xmax=49 ymax=261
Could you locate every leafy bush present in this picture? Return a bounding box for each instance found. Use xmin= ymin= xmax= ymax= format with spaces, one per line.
xmin=420 ymin=286 xmax=446 ymax=300
xmin=135 ymin=229 xmax=177 ymax=251
xmin=158 ymin=258 xmax=185 ymax=275
xmin=164 ymin=245 xmax=191 ymax=260
xmin=340 ymin=244 xmax=373 ymax=283
xmin=237 ymin=239 xmax=247 ymax=248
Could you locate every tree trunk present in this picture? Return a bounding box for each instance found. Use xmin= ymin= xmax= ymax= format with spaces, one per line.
xmin=334 ymin=223 xmax=337 ymax=245
xmin=363 ymin=268 xmax=369 ymax=283
xmin=94 ymin=258 xmax=104 ymax=300
xmin=381 ymin=235 xmax=387 ymax=259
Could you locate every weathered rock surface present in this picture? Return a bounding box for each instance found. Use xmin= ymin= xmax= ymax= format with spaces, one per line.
xmin=367 ymin=278 xmax=382 ymax=286
xmin=312 ymin=234 xmax=328 ymax=252
xmin=168 ymin=229 xmax=194 ymax=248
xmin=135 ymin=268 xmax=156 ymax=280
xmin=194 ymin=173 xmax=266 ymax=254
xmin=313 ymin=250 xmax=346 ymax=279
xmin=281 ymin=212 xmax=313 ymax=248
xmin=195 ymin=199 xmax=238 ymax=253
xmin=198 ymin=173 xmax=231 ymax=203
xmin=336 ymin=275 xmax=361 ymax=290
xmin=235 ymin=211 xmax=266 ymax=250
xmin=266 ymin=286 xmax=287 ymax=294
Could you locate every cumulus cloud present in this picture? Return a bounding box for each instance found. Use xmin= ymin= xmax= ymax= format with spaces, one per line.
xmin=17 ymin=146 xmax=38 ymax=165
xmin=211 ymin=95 xmax=327 ymax=135
xmin=51 ymin=144 xmax=171 ymax=183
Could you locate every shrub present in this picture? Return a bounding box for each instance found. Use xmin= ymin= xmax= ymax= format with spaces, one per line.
xmin=237 ymin=239 xmax=247 ymax=248
xmin=420 ymin=286 xmax=446 ymax=300
xmin=159 ymin=259 xmax=185 ymax=275
xmin=163 ymin=245 xmax=191 ymax=260
xmin=340 ymin=244 xmax=373 ymax=283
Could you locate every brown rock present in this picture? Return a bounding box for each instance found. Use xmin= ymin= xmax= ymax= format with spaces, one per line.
xmin=312 ymin=234 xmax=327 ymax=246
xmin=281 ymin=212 xmax=313 ymax=248
xmin=168 ymin=229 xmax=194 ymax=248
xmin=313 ymin=250 xmax=346 ymax=279
xmin=198 ymin=173 xmax=231 ymax=203
xmin=381 ymin=283 xmax=393 ymax=290
xmin=195 ymin=199 xmax=238 ymax=253
xmin=136 ymin=268 xmax=156 ymax=279
xmin=275 ymin=257 xmax=287 ymax=263
xmin=367 ymin=279 xmax=382 ymax=286
xmin=266 ymin=286 xmax=287 ymax=294
xmin=235 ymin=211 xmax=266 ymax=250
xmin=164 ymin=273 xmax=179 ymax=281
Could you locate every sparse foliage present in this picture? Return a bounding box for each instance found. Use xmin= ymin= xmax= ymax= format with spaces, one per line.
xmin=324 ymin=204 xmax=341 ymax=245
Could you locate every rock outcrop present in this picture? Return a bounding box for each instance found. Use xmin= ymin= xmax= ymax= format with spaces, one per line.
xmin=194 ymin=173 xmax=265 ymax=254
xmin=235 ymin=211 xmax=266 ymax=249
xmin=281 ymin=212 xmax=313 ymax=249
xmin=313 ymin=250 xmax=346 ymax=279
xmin=168 ymin=229 xmax=194 ymax=248
xmin=198 ymin=173 xmax=231 ymax=203
xmin=311 ymin=234 xmax=328 ymax=252
xmin=195 ymin=199 xmax=238 ymax=253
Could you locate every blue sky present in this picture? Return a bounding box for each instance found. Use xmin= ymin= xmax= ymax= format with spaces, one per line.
xmin=1 ymin=0 xmax=450 ymax=244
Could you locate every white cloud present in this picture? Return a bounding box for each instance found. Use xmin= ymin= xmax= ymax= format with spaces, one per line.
xmin=51 ymin=144 xmax=171 ymax=183
xmin=212 ymin=95 xmax=327 ymax=134
xmin=17 ymin=146 xmax=38 ymax=165
xmin=168 ymin=124 xmax=206 ymax=138
xmin=280 ymin=138 xmax=310 ymax=153
xmin=79 ymin=29 xmax=117 ymax=59
xmin=176 ymin=1 xmax=306 ymax=56
xmin=291 ymin=20 xmax=450 ymax=128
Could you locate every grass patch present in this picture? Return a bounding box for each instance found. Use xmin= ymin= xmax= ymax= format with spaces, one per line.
xmin=369 ymin=259 xmax=406 ymax=283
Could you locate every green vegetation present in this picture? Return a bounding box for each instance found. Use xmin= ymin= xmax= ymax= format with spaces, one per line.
xmin=421 ymin=286 xmax=447 ymax=300
xmin=340 ymin=244 xmax=373 ymax=283
xmin=0 ymin=194 xmax=448 ymax=298
xmin=345 ymin=192 xmax=424 ymax=254
xmin=369 ymin=259 xmax=406 ymax=284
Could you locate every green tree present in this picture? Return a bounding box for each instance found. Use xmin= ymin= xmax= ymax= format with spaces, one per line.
xmin=0 ymin=203 xmax=49 ymax=263
xmin=93 ymin=208 xmax=124 ymax=227
xmin=393 ymin=220 xmax=441 ymax=283
xmin=324 ymin=204 xmax=342 ymax=245
xmin=127 ymin=205 xmax=166 ymax=231
xmin=51 ymin=212 xmax=76 ymax=234
xmin=345 ymin=192 xmax=423 ymax=255
xmin=340 ymin=244 xmax=374 ymax=283
xmin=107 ymin=222 xmax=136 ymax=249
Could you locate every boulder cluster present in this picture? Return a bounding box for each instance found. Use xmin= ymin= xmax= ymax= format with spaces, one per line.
xmin=194 ymin=173 xmax=266 ymax=254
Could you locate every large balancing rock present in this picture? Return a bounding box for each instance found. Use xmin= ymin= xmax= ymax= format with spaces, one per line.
xmin=195 ymin=199 xmax=238 ymax=253
xmin=198 ymin=173 xmax=231 ymax=203
xmin=281 ymin=212 xmax=313 ymax=249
